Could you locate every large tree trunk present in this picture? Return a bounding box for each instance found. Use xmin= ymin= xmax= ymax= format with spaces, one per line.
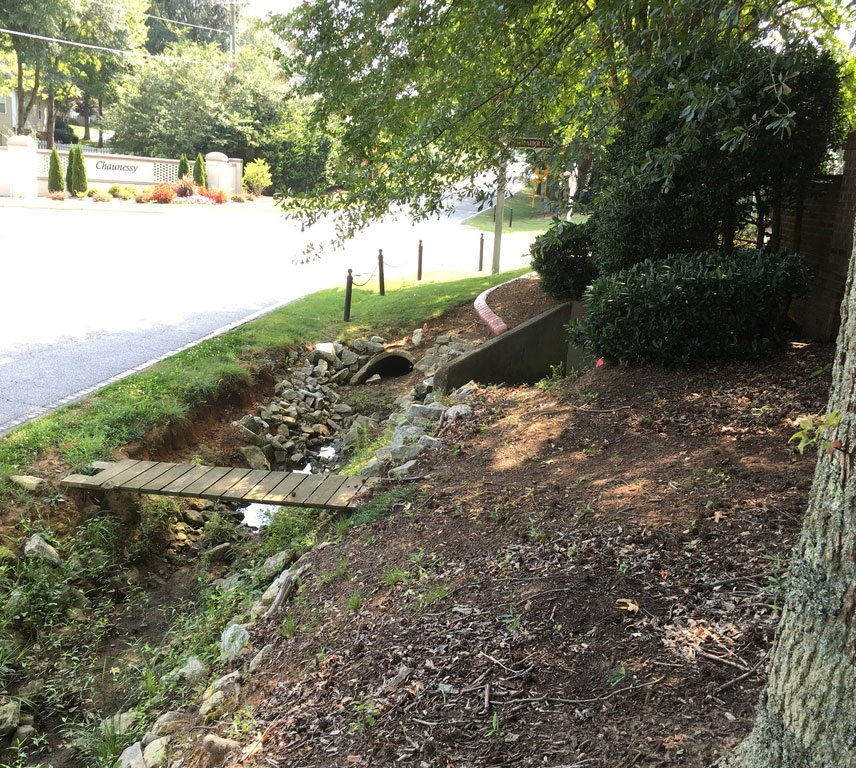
xmin=98 ymin=96 xmax=104 ymax=148
xmin=725 ymin=232 xmax=856 ymax=766
xmin=83 ymin=95 xmax=91 ymax=142
xmin=46 ymin=89 xmax=56 ymax=149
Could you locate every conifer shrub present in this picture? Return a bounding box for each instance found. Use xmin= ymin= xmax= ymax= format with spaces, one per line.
xmin=530 ymin=217 xmax=597 ymax=300
xmin=48 ymin=147 xmax=64 ymax=193
xmin=177 ymin=154 xmax=190 ymax=179
xmin=193 ymin=153 xmax=207 ymax=187
xmin=71 ymin=146 xmax=88 ymax=197
xmin=570 ymin=249 xmax=811 ymax=367
xmin=65 ymin=146 xmax=75 ymax=193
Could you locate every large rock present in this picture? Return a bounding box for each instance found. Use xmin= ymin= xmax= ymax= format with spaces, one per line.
xmin=411 ymin=328 xmax=424 ymax=347
xmin=101 ymin=709 xmax=136 ymax=736
xmin=172 ymin=656 xmax=209 ymax=684
xmin=313 ymin=342 xmax=338 ymax=364
xmin=220 ymin=624 xmax=249 ymax=663
xmin=389 ymin=460 xmax=418 ymax=478
xmin=117 ymin=741 xmax=145 ymax=768
xmin=445 ymin=404 xmax=472 ymax=420
xmin=238 ymin=445 xmax=270 ymax=471
xmin=145 ymin=712 xmax=190 ymax=742
xmin=199 ymin=690 xmax=226 ymax=722
xmin=259 ymin=549 xmax=297 ymax=578
xmin=352 ymin=337 xmax=384 ymax=355
xmin=8 ymin=475 xmax=45 ymax=493
xmin=249 ymin=644 xmax=274 ymax=674
xmin=143 ymin=736 xmax=171 ymax=766
xmin=23 ymin=534 xmax=61 ymax=567
xmin=201 ymin=734 xmax=241 ymax=761
xmin=231 ymin=423 xmax=266 ymax=448
xmin=405 ymin=404 xmax=446 ymax=423
xmin=0 ymin=699 xmax=20 ymax=736
xmin=390 ymin=424 xmax=425 ymax=448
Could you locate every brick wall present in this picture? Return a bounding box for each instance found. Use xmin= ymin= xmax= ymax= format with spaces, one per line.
xmin=785 ymin=132 xmax=856 ymax=340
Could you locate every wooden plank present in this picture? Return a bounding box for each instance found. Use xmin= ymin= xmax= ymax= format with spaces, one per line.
xmin=180 ymin=466 xmax=232 ymax=497
xmin=102 ymin=460 xmax=160 ymax=489
xmin=303 ymin=474 xmax=348 ymax=508
xmin=286 ymin=473 xmax=327 ymax=505
xmin=220 ymin=469 xmax=273 ymax=502
xmin=159 ymin=464 xmax=216 ymax=495
xmin=139 ymin=463 xmax=196 ymax=493
xmin=62 ymin=473 xmax=108 ymax=489
xmin=122 ymin=462 xmax=178 ymax=491
xmin=325 ymin=477 xmax=366 ymax=510
xmin=62 ymin=459 xmax=139 ymax=488
xmin=264 ymin=473 xmax=310 ymax=504
xmin=199 ymin=468 xmax=252 ymax=500
xmin=241 ymin=471 xmax=290 ymax=501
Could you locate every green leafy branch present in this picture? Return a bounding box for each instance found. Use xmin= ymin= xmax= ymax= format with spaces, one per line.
xmin=789 ymin=410 xmax=842 ymax=455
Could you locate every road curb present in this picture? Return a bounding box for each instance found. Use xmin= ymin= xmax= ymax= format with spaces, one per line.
xmin=473 ymin=272 xmax=534 ymax=336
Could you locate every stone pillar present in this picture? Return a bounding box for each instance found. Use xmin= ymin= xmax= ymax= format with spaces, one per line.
xmin=204 ymin=151 xmax=229 ymax=193
xmin=5 ymin=135 xmax=37 ymax=198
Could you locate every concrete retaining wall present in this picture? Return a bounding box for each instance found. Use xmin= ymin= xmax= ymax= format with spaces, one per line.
xmin=434 ymin=301 xmax=592 ymax=392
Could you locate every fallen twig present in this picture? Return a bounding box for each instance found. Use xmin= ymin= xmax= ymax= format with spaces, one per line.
xmin=716 ymin=650 xmax=770 ymax=693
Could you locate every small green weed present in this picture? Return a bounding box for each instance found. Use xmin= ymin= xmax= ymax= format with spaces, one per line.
xmin=347 ymin=587 xmax=364 ymax=612
xmin=349 ymin=692 xmax=379 ymax=733
xmin=384 ymin=567 xmax=410 ymax=586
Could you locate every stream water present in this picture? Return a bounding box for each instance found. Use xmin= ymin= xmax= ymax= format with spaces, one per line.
xmin=237 ymin=444 xmax=339 ymax=528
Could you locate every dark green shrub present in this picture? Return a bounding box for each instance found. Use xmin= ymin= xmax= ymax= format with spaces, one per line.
xmin=71 ymin=145 xmax=87 ymax=197
xmin=193 ymin=152 xmax=207 ymax=187
xmin=571 ymin=249 xmax=810 ymax=367
xmin=53 ymin=120 xmax=77 ymax=145
xmin=48 ymin=147 xmax=63 ymax=193
xmin=177 ymin=153 xmax=190 ymax=179
xmin=65 ymin=146 xmax=75 ymax=193
xmin=530 ymin=218 xmax=597 ymax=300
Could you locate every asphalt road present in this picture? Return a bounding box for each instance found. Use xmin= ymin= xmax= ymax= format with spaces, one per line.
xmin=0 ymin=196 xmax=534 ymax=434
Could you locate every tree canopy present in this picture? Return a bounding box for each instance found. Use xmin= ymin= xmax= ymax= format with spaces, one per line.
xmin=272 ymin=0 xmax=854 ymax=239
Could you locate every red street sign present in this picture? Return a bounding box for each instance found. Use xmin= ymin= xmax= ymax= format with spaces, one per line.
xmin=514 ymin=137 xmax=551 ymax=149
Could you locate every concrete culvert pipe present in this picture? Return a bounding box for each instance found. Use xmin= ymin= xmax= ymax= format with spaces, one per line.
xmin=351 ymin=351 xmax=415 ymax=384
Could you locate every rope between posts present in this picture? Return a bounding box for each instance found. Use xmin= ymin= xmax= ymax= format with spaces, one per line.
xmin=352 ymin=269 xmax=377 ymax=287
xmin=383 ymin=259 xmax=397 ymax=268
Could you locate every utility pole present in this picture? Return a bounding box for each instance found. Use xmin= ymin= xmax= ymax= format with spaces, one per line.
xmin=491 ymin=162 xmax=506 ymax=275
xmin=229 ymin=0 xmax=237 ymax=66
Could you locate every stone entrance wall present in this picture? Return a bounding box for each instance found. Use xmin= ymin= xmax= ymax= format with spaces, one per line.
xmin=0 ymin=136 xmax=243 ymax=198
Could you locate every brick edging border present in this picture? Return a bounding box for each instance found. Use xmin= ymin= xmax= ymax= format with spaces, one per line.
xmin=473 ymin=272 xmax=534 ymax=336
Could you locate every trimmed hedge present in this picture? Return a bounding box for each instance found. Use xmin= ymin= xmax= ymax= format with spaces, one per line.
xmin=193 ymin=152 xmax=207 ymax=187
xmin=570 ymin=249 xmax=810 ymax=367
xmin=530 ymin=218 xmax=597 ymax=300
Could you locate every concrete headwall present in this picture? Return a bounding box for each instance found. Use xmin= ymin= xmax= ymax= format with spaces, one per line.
xmin=434 ymin=301 xmax=592 ymax=392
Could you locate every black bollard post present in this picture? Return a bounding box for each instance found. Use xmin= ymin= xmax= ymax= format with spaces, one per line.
xmin=479 ymin=233 xmax=484 ymax=272
xmin=344 ymin=269 xmax=354 ymax=321
xmin=417 ymin=240 xmax=423 ymax=281
xmin=344 ymin=269 xmax=353 ymax=322
xmin=378 ymin=249 xmax=385 ymax=296
xmin=509 ymin=208 xmax=513 ymax=228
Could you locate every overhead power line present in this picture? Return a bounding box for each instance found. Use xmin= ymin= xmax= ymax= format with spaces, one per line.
xmin=85 ymin=0 xmax=229 ymax=35
xmin=0 ymin=26 xmax=220 ymax=65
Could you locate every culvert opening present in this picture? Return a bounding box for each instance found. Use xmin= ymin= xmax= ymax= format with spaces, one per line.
xmin=352 ymin=351 xmax=415 ymax=384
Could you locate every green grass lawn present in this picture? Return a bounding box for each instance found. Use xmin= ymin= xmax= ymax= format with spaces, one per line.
xmin=0 ymin=268 xmax=528 ymax=475
xmin=69 ymin=124 xmax=107 ymax=145
xmin=466 ymin=189 xmax=589 ymax=235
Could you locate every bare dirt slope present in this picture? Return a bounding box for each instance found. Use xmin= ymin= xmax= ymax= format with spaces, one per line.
xmin=185 ymin=333 xmax=832 ymax=767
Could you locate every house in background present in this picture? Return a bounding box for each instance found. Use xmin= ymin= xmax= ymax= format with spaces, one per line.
xmin=0 ymin=90 xmax=49 ymax=146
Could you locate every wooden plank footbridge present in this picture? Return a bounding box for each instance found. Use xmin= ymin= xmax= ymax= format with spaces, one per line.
xmin=61 ymin=460 xmax=365 ymax=511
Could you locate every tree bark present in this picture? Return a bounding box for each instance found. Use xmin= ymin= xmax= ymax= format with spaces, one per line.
xmin=725 ymin=230 xmax=856 ymax=766
xmin=46 ymin=89 xmax=55 ymax=149
xmin=83 ymin=95 xmax=91 ymax=142
xmin=98 ymin=96 xmax=104 ymax=148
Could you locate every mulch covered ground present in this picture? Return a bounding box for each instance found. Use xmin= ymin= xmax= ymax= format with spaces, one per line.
xmin=180 ymin=273 xmax=833 ymax=768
